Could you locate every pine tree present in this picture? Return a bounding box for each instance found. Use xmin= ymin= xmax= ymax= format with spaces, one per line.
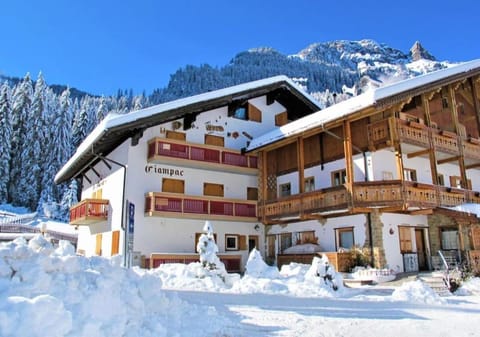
xmin=71 ymin=97 xmax=89 ymax=148
xmin=59 ymin=179 xmax=78 ymax=221
xmin=0 ymin=82 xmax=12 ymax=203
xmin=17 ymin=73 xmax=47 ymax=210
xmin=9 ymin=73 xmax=33 ymax=206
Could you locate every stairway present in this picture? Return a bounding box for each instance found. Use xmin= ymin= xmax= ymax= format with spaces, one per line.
xmin=417 ymin=272 xmax=451 ymax=296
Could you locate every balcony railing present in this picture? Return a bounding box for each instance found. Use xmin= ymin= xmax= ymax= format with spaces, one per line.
xmin=147 ymin=138 xmax=257 ymax=173
xmin=367 ymin=118 xmax=480 ymax=160
xmin=145 ymin=192 xmax=257 ymax=222
xmin=70 ymin=199 xmax=109 ymax=226
xmin=259 ymin=180 xmax=480 ymax=223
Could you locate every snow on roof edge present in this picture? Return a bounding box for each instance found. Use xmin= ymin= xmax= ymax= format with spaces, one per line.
xmin=247 ymin=58 xmax=480 ymax=151
xmin=55 ymin=75 xmax=319 ymax=183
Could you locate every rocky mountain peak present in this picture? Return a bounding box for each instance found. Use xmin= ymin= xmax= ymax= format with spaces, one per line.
xmin=410 ymin=41 xmax=436 ymax=61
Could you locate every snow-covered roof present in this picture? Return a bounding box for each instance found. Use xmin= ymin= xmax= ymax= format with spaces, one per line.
xmin=247 ymin=59 xmax=480 ymax=151
xmin=55 ymin=76 xmax=321 ymax=184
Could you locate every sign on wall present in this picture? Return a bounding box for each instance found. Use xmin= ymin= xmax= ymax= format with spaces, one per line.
xmin=145 ymin=164 xmax=184 ymax=177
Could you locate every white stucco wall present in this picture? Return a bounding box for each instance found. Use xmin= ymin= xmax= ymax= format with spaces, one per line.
xmin=75 ymin=94 xmax=281 ymax=267
xmin=380 ymin=213 xmax=429 ymax=273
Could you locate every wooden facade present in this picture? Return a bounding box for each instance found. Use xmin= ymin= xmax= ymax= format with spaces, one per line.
xmin=251 ymin=68 xmax=480 ymax=271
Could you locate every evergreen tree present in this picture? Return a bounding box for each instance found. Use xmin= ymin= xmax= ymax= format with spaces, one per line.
xmin=96 ymin=95 xmax=108 ymax=123
xmin=17 ymin=73 xmax=47 ymax=210
xmin=71 ymin=97 xmax=89 ymax=148
xmin=59 ymin=179 xmax=78 ymax=221
xmin=9 ymin=73 xmax=33 ymax=206
xmin=0 ymin=82 xmax=12 ymax=203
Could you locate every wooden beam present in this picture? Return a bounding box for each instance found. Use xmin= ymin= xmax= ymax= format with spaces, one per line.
xmin=437 ymin=156 xmax=461 ymax=165
xmin=466 ymin=162 xmax=480 ymax=169
xmin=422 ymin=93 xmax=439 ymax=186
xmin=297 ymin=137 xmax=305 ymax=194
xmin=448 ymin=84 xmax=468 ymax=189
xmin=470 ymin=77 xmax=480 ymax=137
xmin=343 ymin=120 xmax=354 ymax=208
xmin=351 ymin=207 xmax=374 ymax=214
xmin=409 ymin=209 xmax=434 ymax=215
xmin=407 ymin=149 xmax=431 ymax=159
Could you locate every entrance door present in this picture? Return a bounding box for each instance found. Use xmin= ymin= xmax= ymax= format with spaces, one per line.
xmin=415 ymin=229 xmax=427 ymax=270
xmin=248 ymin=235 xmax=259 ymax=252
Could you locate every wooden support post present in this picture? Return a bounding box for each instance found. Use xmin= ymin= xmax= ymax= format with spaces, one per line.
xmin=470 ymin=77 xmax=480 ymax=137
xmin=422 ymin=93 xmax=439 ymax=186
xmin=297 ymin=137 xmax=305 ymax=194
xmin=261 ymin=151 xmax=268 ymax=223
xmin=448 ymin=84 xmax=468 ymax=189
xmin=343 ymin=120 xmax=354 ymax=208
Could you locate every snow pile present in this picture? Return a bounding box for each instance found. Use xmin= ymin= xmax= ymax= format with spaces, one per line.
xmin=0 ymin=235 xmax=233 ymax=337
xmin=350 ymin=267 xmax=396 ymax=283
xmin=244 ymin=248 xmax=280 ymax=278
xmin=282 ymin=243 xmax=322 ymax=254
xmin=455 ymin=277 xmax=480 ymax=296
xmin=391 ymin=280 xmax=446 ymax=305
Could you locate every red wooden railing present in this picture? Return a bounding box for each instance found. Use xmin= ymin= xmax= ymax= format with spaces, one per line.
xmin=70 ymin=199 xmax=109 ymax=225
xmin=148 ymin=138 xmax=257 ymax=170
xmin=145 ymin=192 xmax=257 ymax=220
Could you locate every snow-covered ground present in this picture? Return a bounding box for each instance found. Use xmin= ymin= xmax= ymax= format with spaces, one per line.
xmin=0 ymin=232 xmax=479 ymax=337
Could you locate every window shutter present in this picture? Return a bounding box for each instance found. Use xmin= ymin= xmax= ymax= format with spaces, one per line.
xmin=239 ymin=235 xmax=247 ymax=250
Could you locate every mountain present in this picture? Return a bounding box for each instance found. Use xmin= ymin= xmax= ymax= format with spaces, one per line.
xmin=150 ymin=40 xmax=452 ymax=107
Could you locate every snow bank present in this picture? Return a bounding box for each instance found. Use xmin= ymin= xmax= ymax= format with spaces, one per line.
xmin=455 ymin=277 xmax=480 ymax=296
xmin=391 ymin=280 xmax=446 ymax=305
xmin=0 ymin=235 xmax=233 ymax=337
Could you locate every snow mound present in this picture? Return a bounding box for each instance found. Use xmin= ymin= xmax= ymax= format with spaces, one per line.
xmin=0 ymin=235 xmax=234 ymax=337
xmin=391 ymin=280 xmax=446 ymax=305
xmin=282 ymin=243 xmax=322 ymax=254
xmin=244 ymin=248 xmax=280 ymax=278
xmin=455 ymin=277 xmax=480 ymax=296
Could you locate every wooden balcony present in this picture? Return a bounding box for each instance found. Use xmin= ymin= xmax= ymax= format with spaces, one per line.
xmin=367 ymin=118 xmax=477 ymax=157
xmin=147 ymin=138 xmax=257 ymax=174
xmin=260 ymin=181 xmax=480 ymax=224
xmin=145 ymin=192 xmax=257 ymax=222
xmin=70 ymin=199 xmax=109 ymax=226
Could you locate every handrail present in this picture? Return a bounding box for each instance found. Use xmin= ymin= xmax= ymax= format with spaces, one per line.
xmin=437 ymin=250 xmax=451 ymax=292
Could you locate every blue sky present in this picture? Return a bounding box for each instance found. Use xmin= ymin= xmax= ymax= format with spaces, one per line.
xmin=1 ymin=0 xmax=479 ymax=96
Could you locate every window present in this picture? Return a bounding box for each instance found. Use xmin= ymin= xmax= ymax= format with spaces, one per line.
xmin=162 ymin=178 xmax=185 ymax=194
xmin=403 ymin=168 xmax=417 ymax=182
xmin=437 ymin=174 xmax=445 ymax=186
xmin=247 ymin=187 xmax=258 ymax=201
xmin=279 ymin=232 xmax=292 ymax=253
xmin=279 ymin=183 xmax=291 ymax=197
xmin=441 ymin=229 xmax=458 ymax=250
xmin=195 ymin=232 xmax=217 ymax=251
xmin=225 ymin=235 xmax=238 ymax=250
xmin=442 ymin=96 xmax=449 ymax=109
xmin=331 ymin=169 xmax=347 ymax=186
xmin=304 ymin=177 xmax=315 ymax=192
xmin=294 ymin=230 xmax=316 ymax=245
xmin=248 ymin=235 xmax=259 ymax=252
xmin=231 ymin=103 xmax=262 ymax=122
xmin=399 ymin=226 xmax=413 ymax=253
xmin=266 ymin=235 xmax=276 ymax=259
xmin=336 ymin=227 xmax=354 ymax=250
xmin=204 ymin=182 xmax=224 ymax=197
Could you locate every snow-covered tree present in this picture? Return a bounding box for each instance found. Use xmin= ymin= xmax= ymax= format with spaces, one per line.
xmin=196 ymin=221 xmax=225 ymax=272
xmin=9 ymin=73 xmax=33 ymax=205
xmin=59 ymin=179 xmax=78 ymax=221
xmin=17 ymin=73 xmax=48 ymax=210
xmin=0 ymin=82 xmax=12 ymax=202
